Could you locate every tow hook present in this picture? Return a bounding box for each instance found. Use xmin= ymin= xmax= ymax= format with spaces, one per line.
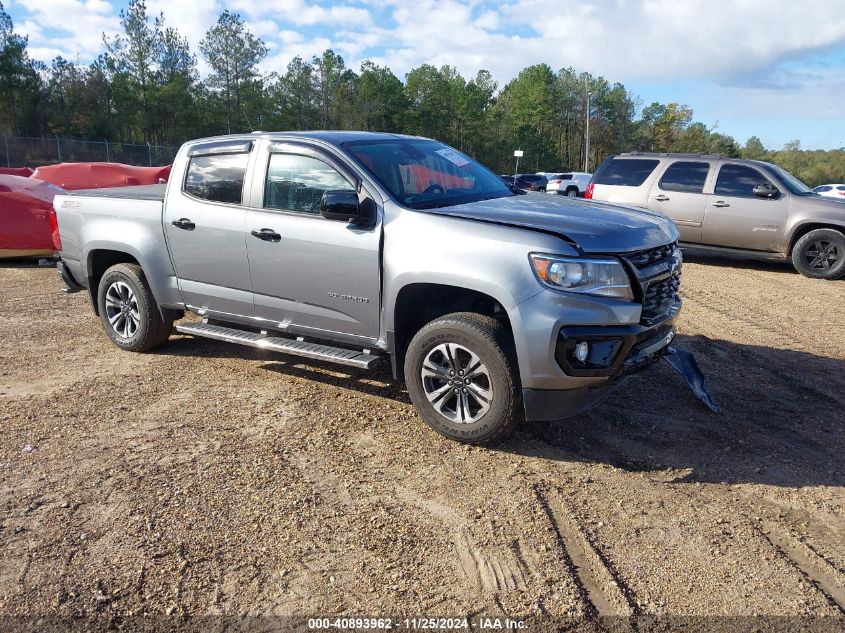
xmin=663 ymin=346 xmax=721 ymax=413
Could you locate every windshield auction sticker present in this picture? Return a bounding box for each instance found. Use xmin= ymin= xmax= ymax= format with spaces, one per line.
xmin=435 ymin=148 xmax=471 ymax=167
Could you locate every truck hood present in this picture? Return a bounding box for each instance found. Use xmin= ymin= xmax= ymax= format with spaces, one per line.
xmin=425 ymin=193 xmax=678 ymax=253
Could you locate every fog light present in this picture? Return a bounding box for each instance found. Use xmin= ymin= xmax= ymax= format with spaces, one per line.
xmin=574 ymin=341 xmax=590 ymax=362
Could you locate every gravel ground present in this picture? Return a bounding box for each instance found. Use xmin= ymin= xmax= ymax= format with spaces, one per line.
xmin=1 ymin=254 xmax=844 ymax=630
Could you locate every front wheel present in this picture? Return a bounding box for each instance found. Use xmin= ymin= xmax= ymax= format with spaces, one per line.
xmin=97 ymin=263 xmax=172 ymax=351
xmin=791 ymin=229 xmax=845 ymax=280
xmin=404 ymin=312 xmax=522 ymax=445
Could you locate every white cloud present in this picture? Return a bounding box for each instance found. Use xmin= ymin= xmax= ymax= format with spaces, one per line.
xmin=230 ymin=0 xmax=372 ymax=27
xmin=146 ymin=0 xmax=220 ymax=52
xmin=12 ymin=0 xmax=121 ymax=61
xmin=513 ymin=0 xmax=845 ymax=81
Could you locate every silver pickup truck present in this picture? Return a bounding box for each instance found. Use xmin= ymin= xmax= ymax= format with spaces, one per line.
xmin=54 ymin=132 xmax=688 ymax=444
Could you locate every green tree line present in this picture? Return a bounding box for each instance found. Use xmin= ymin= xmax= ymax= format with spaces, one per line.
xmin=2 ymin=0 xmax=843 ymax=184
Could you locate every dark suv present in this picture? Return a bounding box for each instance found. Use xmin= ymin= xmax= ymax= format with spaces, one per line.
xmin=513 ymin=174 xmax=548 ymax=192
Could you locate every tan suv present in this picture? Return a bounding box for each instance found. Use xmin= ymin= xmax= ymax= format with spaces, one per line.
xmin=586 ymin=153 xmax=845 ymax=279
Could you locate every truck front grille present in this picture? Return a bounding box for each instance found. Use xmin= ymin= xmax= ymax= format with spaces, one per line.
xmin=621 ymin=242 xmax=682 ymax=326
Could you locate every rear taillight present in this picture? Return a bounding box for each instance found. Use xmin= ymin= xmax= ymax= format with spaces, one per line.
xmin=550 ymin=179 xmax=561 ymax=185
xmin=585 ymin=182 xmax=594 ymax=199
xmin=47 ymin=208 xmax=62 ymax=251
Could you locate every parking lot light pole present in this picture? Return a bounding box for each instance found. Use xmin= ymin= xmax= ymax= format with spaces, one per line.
xmin=584 ymin=91 xmax=592 ymax=173
xmin=513 ymin=149 xmax=523 ymax=186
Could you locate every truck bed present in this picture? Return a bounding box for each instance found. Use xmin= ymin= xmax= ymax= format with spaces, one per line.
xmin=65 ymin=183 xmax=166 ymax=201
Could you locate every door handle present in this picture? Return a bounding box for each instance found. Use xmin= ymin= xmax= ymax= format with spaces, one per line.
xmin=251 ymin=228 xmax=282 ymax=242
xmin=653 ymin=194 xmax=670 ymax=202
xmin=711 ymin=201 xmax=730 ymax=208
xmin=171 ymin=218 xmax=195 ymax=230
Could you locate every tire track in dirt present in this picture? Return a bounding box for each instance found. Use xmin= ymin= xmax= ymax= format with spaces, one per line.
xmin=532 ymin=484 xmax=638 ymax=618
xmin=452 ymin=528 xmax=531 ymax=592
xmin=758 ymin=524 xmax=845 ymax=615
xmin=397 ymin=489 xmax=535 ymax=594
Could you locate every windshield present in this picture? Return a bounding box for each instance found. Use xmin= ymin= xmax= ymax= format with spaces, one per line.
xmin=760 ymin=163 xmax=814 ymax=195
xmin=341 ymin=139 xmax=514 ymax=209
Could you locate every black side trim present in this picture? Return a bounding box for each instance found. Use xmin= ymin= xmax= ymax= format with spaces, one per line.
xmin=187 ymin=139 xmax=253 ymax=157
xmin=387 ymin=330 xmax=400 ymax=380
xmin=57 ymin=260 xmax=84 ymax=294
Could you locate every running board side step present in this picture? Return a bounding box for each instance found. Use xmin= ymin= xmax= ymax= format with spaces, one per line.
xmin=175 ymin=322 xmax=382 ymax=369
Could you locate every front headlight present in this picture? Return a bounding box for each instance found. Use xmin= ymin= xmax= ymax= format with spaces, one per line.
xmin=530 ymin=253 xmax=634 ymax=300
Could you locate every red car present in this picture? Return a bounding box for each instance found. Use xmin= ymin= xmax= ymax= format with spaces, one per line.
xmin=0 ymin=175 xmax=64 ymax=259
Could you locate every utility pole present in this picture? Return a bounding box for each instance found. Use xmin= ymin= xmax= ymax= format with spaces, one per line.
xmin=584 ymin=91 xmax=592 ymax=173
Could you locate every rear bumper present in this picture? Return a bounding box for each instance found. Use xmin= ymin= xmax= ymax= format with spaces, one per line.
xmin=57 ymin=260 xmax=85 ymax=293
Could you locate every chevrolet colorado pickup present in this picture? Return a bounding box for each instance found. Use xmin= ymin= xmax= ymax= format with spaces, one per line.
xmin=54 ymin=132 xmax=685 ymax=444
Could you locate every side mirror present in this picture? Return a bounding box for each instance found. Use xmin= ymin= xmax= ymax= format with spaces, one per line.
xmin=753 ymin=183 xmax=779 ymax=199
xmin=320 ymin=190 xmax=360 ymax=222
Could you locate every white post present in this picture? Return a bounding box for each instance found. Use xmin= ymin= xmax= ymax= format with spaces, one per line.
xmin=584 ymin=91 xmax=592 ymax=173
xmin=513 ymin=149 xmax=523 ymax=186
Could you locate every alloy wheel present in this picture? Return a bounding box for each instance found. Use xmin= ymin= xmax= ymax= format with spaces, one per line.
xmin=421 ymin=343 xmax=492 ymax=424
xmin=104 ymin=281 xmax=140 ymax=338
xmin=805 ymin=240 xmax=840 ymax=270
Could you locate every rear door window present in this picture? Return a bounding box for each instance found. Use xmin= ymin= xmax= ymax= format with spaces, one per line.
xmin=659 ymin=161 xmax=710 ymax=193
xmin=714 ymin=164 xmax=772 ymax=198
xmin=184 ymin=153 xmax=249 ymax=204
xmin=594 ymin=158 xmax=660 ymax=187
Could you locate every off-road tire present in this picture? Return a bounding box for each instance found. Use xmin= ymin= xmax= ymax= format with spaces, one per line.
xmin=791 ymin=228 xmax=845 ymax=280
xmin=97 ymin=263 xmax=172 ymax=352
xmin=404 ymin=312 xmax=522 ymax=445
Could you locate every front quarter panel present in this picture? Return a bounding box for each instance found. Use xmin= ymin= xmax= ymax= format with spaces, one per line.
xmin=785 ymin=196 xmax=845 ymax=253
xmin=382 ymin=204 xmax=574 ymax=324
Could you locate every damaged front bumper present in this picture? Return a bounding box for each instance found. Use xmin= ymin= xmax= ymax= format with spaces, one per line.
xmin=523 ymin=311 xmax=719 ymax=421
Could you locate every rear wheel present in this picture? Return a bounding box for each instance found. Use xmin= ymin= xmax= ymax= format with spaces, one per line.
xmin=791 ymin=229 xmax=845 ymax=280
xmin=404 ymin=312 xmax=521 ymax=445
xmin=97 ymin=263 xmax=172 ymax=351
xmin=565 ymin=187 xmax=578 ymax=197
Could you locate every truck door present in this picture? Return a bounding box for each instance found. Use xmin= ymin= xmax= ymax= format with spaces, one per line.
xmin=163 ymin=140 xmax=255 ymax=316
xmin=646 ymin=160 xmax=711 ymax=243
xmin=703 ymin=162 xmax=789 ymax=251
xmin=244 ymin=142 xmax=381 ymax=344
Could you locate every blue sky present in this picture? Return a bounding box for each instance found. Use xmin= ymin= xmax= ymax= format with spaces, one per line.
xmin=6 ymin=0 xmax=845 ymax=150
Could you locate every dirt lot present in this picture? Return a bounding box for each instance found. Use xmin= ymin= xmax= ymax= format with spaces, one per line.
xmin=1 ymin=254 xmax=844 ymax=629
